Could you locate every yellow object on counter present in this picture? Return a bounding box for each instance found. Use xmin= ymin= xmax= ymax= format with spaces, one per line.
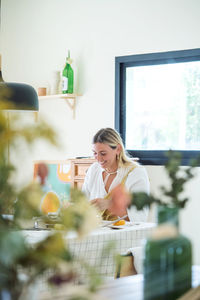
xmin=41 ymin=191 xmax=60 ymax=215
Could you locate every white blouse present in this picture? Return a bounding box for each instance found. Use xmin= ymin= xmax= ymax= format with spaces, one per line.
xmin=82 ymin=162 xmax=150 ymax=222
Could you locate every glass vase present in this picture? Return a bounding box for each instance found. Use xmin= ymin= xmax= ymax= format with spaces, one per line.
xmin=143 ymin=205 xmax=192 ymax=300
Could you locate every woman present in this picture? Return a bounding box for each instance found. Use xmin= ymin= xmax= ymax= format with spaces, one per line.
xmin=82 ymin=128 xmax=150 ymax=222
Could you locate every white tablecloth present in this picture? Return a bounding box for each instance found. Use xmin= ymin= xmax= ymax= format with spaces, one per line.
xmin=23 ymin=222 xmax=155 ymax=278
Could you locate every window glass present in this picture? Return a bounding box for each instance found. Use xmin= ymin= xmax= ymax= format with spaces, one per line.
xmin=126 ymin=61 xmax=200 ymax=151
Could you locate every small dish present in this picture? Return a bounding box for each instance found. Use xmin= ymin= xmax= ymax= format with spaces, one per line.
xmin=109 ymin=221 xmax=133 ymax=229
xmin=109 ymin=225 xmax=124 ymax=229
xmin=109 ymin=221 xmax=142 ymax=229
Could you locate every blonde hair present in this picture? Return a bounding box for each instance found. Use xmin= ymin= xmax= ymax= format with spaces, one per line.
xmin=92 ymin=128 xmax=136 ymax=167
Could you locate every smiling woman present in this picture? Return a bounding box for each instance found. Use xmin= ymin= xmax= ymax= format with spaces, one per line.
xmin=82 ymin=128 xmax=150 ymax=222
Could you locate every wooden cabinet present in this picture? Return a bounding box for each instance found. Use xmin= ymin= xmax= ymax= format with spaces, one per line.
xmin=70 ymin=158 xmax=96 ymax=189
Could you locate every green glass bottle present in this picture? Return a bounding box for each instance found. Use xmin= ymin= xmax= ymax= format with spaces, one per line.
xmin=62 ymin=50 xmax=74 ymax=94
xmin=143 ymin=205 xmax=192 ymax=300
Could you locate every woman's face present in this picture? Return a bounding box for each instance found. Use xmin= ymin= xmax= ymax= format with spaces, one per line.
xmin=92 ymin=142 xmax=120 ymax=170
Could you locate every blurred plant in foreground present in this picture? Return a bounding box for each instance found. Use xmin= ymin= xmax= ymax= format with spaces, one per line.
xmin=0 ymin=87 xmax=100 ymax=300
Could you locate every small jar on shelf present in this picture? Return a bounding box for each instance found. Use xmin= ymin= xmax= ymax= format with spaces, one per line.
xmin=49 ymin=71 xmax=61 ymax=95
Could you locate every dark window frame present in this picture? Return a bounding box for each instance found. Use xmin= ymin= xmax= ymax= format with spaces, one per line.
xmin=115 ymin=48 xmax=200 ymax=165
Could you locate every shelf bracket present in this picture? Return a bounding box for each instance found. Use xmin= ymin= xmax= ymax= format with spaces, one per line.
xmin=39 ymin=93 xmax=81 ymax=119
xmin=61 ymin=95 xmax=76 ymax=119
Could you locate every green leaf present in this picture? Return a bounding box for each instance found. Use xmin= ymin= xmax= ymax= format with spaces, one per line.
xmin=0 ymin=231 xmax=27 ymax=266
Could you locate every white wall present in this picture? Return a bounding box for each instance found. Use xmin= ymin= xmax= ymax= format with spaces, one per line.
xmin=1 ymin=0 xmax=200 ymax=264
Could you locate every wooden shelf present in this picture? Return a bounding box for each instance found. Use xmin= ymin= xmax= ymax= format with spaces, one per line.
xmin=38 ymin=93 xmax=81 ymax=119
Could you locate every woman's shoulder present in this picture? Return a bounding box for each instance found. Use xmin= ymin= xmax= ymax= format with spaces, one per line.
xmin=121 ymin=162 xmax=148 ymax=177
xmin=126 ymin=166 xmax=149 ymax=189
xmin=124 ymin=164 xmax=150 ymax=193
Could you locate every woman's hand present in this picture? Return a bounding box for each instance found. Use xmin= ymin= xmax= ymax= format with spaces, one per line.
xmin=90 ymin=198 xmax=110 ymax=211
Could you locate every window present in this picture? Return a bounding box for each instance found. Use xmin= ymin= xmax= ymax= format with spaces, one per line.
xmin=115 ymin=49 xmax=200 ymax=165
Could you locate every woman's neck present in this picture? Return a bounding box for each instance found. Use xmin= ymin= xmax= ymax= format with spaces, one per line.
xmin=105 ymin=163 xmax=118 ymax=174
